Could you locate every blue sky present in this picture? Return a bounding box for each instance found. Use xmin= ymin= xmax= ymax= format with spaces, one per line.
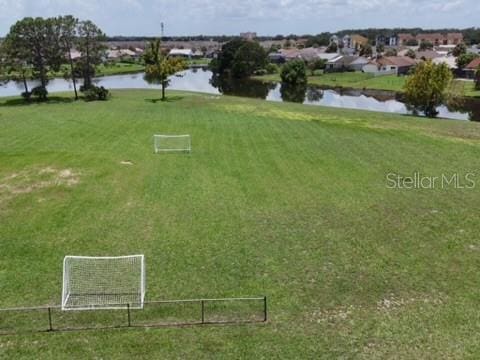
xmin=0 ymin=0 xmax=478 ymax=36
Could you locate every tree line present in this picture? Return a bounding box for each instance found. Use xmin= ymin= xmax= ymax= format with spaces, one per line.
xmin=106 ymin=27 xmax=480 ymax=46
xmin=0 ymin=16 xmax=107 ymax=101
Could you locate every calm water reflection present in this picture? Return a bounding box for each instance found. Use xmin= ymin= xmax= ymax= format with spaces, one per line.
xmin=1 ymin=69 xmax=479 ymax=121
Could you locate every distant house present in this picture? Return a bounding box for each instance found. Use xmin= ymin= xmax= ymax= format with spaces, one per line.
xmin=362 ymin=61 xmax=389 ymax=75
xmin=363 ymin=56 xmax=416 ymax=76
xmin=106 ymin=49 xmax=137 ymax=60
xmin=278 ymin=48 xmax=302 ymax=61
xmin=432 ymin=56 xmax=457 ymax=70
xmin=340 ymin=34 xmax=368 ymax=50
xmin=240 ymin=32 xmax=257 ymax=40
xmin=192 ymin=50 xmax=204 ymax=58
xmin=377 ymin=56 xmax=416 ymax=75
xmin=298 ymin=47 xmax=322 ymax=62
xmin=168 ymin=48 xmax=193 ymax=59
xmin=376 ymin=34 xmax=398 ymax=47
xmin=464 ymin=58 xmax=480 ymax=78
xmin=317 ymin=53 xmax=343 ymax=62
xmin=268 ymin=52 xmax=286 ymax=64
xmin=415 ymin=50 xmax=441 ymax=61
xmin=330 ymin=35 xmax=339 ymax=46
xmin=467 ymin=46 xmax=480 ymax=55
xmin=398 ymin=33 xmax=463 ymax=46
xmin=348 ymin=57 xmax=370 ymax=71
xmin=273 ymin=48 xmax=333 ymax=63
xmin=325 ymin=55 xmax=357 ymax=72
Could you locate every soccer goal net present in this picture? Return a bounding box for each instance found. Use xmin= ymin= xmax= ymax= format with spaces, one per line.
xmin=62 ymin=255 xmax=145 ymax=311
xmin=154 ymin=134 xmax=191 ymax=153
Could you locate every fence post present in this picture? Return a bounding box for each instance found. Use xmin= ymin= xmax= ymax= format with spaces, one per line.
xmin=263 ymin=296 xmax=267 ymax=322
xmin=127 ymin=303 xmax=131 ymax=327
xmin=201 ymin=300 xmax=205 ymax=324
xmin=47 ymin=307 xmax=53 ymax=331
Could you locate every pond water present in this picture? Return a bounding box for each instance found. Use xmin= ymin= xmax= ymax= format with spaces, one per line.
xmin=1 ymin=69 xmax=479 ymax=121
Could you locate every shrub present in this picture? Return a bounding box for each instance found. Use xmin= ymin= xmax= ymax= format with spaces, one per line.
xmin=84 ymin=85 xmax=110 ymax=101
xmin=31 ymin=86 xmax=48 ymax=101
xmin=404 ymin=61 xmax=453 ymax=118
xmin=265 ymin=63 xmax=279 ymax=74
xmin=21 ymin=91 xmax=32 ymax=101
xmin=280 ymin=60 xmax=307 ymax=85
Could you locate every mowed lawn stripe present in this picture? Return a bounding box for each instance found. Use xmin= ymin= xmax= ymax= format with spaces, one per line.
xmin=1 ymin=90 xmax=480 ymax=358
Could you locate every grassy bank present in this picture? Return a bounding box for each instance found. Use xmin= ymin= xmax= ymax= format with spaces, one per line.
xmin=254 ymin=71 xmax=480 ymax=98
xmin=1 ymin=90 xmax=480 ymax=358
xmin=95 ymin=62 xmax=145 ymax=76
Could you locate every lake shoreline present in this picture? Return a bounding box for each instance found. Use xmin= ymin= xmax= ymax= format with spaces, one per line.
xmin=253 ymin=73 xmax=480 ymax=99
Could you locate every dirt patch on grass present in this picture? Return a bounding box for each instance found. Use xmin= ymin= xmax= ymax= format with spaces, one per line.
xmin=311 ymin=305 xmax=356 ymax=324
xmin=376 ymin=293 xmax=445 ymax=312
xmin=0 ymin=167 xmax=80 ymax=200
xmin=309 ymin=292 xmax=445 ymax=325
xmin=120 ymin=160 xmax=134 ymax=165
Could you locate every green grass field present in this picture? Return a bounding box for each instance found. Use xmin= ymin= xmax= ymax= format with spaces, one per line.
xmin=1 ymin=90 xmax=480 ymax=358
xmin=255 ymin=72 xmax=480 ymax=98
xmin=95 ymin=62 xmax=145 ymax=76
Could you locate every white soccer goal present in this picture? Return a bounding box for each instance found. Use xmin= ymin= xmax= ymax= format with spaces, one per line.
xmin=61 ymin=255 xmax=145 ymax=311
xmin=154 ymin=134 xmax=191 ymax=153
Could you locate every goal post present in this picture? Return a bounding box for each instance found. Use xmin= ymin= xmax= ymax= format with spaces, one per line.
xmin=61 ymin=255 xmax=145 ymax=311
xmin=154 ymin=134 xmax=191 ymax=153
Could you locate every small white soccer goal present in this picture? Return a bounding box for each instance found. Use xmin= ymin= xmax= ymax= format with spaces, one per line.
xmin=61 ymin=255 xmax=145 ymax=311
xmin=154 ymin=134 xmax=191 ymax=153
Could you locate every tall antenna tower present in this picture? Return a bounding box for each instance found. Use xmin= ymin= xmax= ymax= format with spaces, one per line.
xmin=161 ymin=22 xmax=164 ymax=39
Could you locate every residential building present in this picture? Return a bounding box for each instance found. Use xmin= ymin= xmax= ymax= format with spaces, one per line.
xmin=432 ymin=56 xmax=457 ymax=69
xmin=340 ymin=34 xmax=369 ymax=50
xmin=376 ymin=34 xmax=398 ymax=47
xmin=398 ymin=33 xmax=463 ymax=46
xmin=325 ymin=55 xmax=357 ymax=72
xmin=377 ymin=56 xmax=417 ymax=75
xmin=348 ymin=57 xmax=370 ymax=71
xmin=363 ymin=56 xmax=416 ymax=76
xmin=274 ymin=48 xmax=339 ymax=63
xmin=415 ymin=50 xmax=442 ymax=60
xmin=464 ymin=58 xmax=480 ymax=78
xmin=168 ymin=48 xmax=193 ymax=59
xmin=240 ymin=32 xmax=257 ymax=40
xmin=106 ymin=49 xmax=137 ymax=60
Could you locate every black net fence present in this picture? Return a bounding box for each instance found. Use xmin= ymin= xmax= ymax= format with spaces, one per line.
xmin=0 ymin=297 xmax=267 ymax=335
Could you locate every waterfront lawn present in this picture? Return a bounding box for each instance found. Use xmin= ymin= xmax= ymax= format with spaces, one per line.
xmin=254 ymin=72 xmax=406 ymax=92
xmin=1 ymin=90 xmax=480 ymax=358
xmin=95 ymin=62 xmax=145 ymax=76
xmin=255 ymin=71 xmax=480 ymax=97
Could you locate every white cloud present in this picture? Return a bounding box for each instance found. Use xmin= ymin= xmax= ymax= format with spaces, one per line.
xmin=0 ymin=0 xmax=477 ymax=35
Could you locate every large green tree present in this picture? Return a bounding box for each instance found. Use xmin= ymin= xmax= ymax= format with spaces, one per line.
xmin=0 ymin=36 xmax=32 ymax=97
xmin=144 ymin=39 xmax=186 ymax=100
xmin=210 ymin=38 xmax=246 ymax=74
xmin=404 ymin=60 xmax=453 ymax=118
xmin=76 ymin=20 xmax=106 ymax=90
xmin=211 ymin=39 xmax=267 ymax=78
xmin=231 ymin=41 xmax=267 ymax=78
xmin=56 ymin=15 xmax=80 ymax=99
xmin=4 ymin=17 xmax=64 ymax=100
xmin=280 ymin=60 xmax=307 ymax=85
